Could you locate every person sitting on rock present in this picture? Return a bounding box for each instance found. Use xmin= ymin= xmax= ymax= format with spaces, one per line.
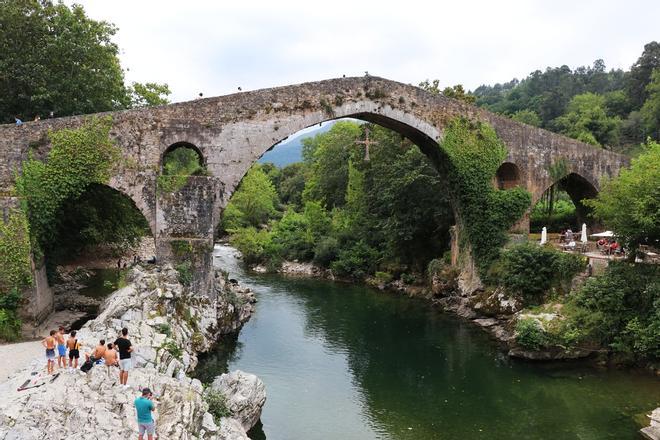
xmin=91 ymin=339 xmax=106 ymax=363
xmin=42 ymin=330 xmax=57 ymax=374
xmin=135 ymin=387 xmax=157 ymax=440
xmin=67 ymin=330 xmax=81 ymax=370
xmin=104 ymin=343 xmax=119 ymax=377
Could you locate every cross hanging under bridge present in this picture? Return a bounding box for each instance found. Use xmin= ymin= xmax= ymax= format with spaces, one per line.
xmin=355 ymin=126 xmax=378 ymax=162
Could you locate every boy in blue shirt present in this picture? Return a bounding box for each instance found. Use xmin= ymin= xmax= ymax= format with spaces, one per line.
xmin=135 ymin=388 xmax=156 ymax=440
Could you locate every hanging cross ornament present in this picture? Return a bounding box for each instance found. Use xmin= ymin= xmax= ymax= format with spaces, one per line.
xmin=355 ymin=126 xmax=378 ymax=162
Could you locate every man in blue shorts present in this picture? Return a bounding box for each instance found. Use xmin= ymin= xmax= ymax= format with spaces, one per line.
xmin=135 ymin=387 xmax=156 ymax=440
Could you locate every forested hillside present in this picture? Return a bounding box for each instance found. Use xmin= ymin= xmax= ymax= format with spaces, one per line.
xmin=469 ymin=42 xmax=660 ymax=154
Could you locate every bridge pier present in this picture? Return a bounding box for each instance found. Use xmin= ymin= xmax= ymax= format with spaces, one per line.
xmin=155 ymin=176 xmax=220 ymax=297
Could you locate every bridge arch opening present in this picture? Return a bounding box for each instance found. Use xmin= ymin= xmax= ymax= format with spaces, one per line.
xmin=495 ymin=162 xmax=522 ymax=190
xmin=45 ymin=182 xmax=154 ymax=327
xmin=532 ymin=172 xmax=599 ymax=232
xmin=220 ymin=118 xmax=456 ymax=278
xmin=161 ymin=142 xmax=206 ymax=175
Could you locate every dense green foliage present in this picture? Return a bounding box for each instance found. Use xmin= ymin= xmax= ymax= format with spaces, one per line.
xmin=563 ymin=263 xmax=659 ymax=360
xmin=15 ymin=117 xmax=120 ymax=255
xmin=158 ymin=146 xmax=207 ymax=194
xmin=440 ymin=118 xmax=531 ymax=273
xmin=515 ymin=318 xmax=551 ymax=350
xmin=0 ymin=0 xmax=170 ymax=122
xmin=0 ymin=209 xmax=32 ymax=341
xmin=471 ymin=42 xmax=660 ymax=151
xmin=225 ymin=122 xmax=455 ymax=279
xmin=530 ymin=196 xmax=577 ymax=232
xmin=48 ymin=184 xmax=150 ymax=262
xmin=500 ymin=243 xmax=586 ymax=304
xmin=205 ymin=389 xmax=231 ymax=421
xmin=585 ymin=141 xmax=660 ymax=255
xmin=0 ymin=209 xmax=33 ymax=294
xmin=221 ymin=166 xmax=279 ymax=232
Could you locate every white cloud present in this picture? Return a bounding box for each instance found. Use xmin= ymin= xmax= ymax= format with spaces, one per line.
xmin=67 ymin=0 xmax=660 ymax=102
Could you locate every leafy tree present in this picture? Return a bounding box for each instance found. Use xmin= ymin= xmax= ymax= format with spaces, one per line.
xmin=627 ymin=41 xmax=660 ymax=110
xmin=565 ymin=262 xmax=659 ymax=360
xmin=552 ymin=93 xmax=620 ymax=146
xmin=418 ymin=80 xmax=476 ymax=103
xmin=302 ymin=121 xmax=362 ymax=208
xmin=128 ymin=82 xmax=171 ymax=108
xmin=511 ymin=109 xmax=541 ymax=127
xmin=0 ymin=0 xmax=169 ymax=122
xmin=223 ymin=165 xmax=279 ymax=230
xmin=442 ymin=85 xmax=476 ymax=104
xmin=276 ymin=163 xmax=306 ymax=208
xmin=15 ymin=117 xmax=120 ymax=253
xmin=418 ymin=79 xmax=441 ymax=95
xmin=640 ymin=70 xmax=660 ymax=140
xmin=585 ymin=141 xmax=660 ymax=255
xmin=162 ymin=147 xmax=203 ymax=176
xmin=48 ymin=184 xmax=150 ymax=263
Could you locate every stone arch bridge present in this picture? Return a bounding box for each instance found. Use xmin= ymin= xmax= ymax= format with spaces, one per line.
xmin=0 ymin=76 xmax=627 ymax=318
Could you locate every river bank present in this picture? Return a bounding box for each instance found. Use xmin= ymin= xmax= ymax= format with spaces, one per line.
xmin=0 ymin=264 xmax=266 ymax=439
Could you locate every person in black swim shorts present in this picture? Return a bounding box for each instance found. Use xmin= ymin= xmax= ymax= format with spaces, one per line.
xmin=67 ymin=330 xmax=81 ymax=370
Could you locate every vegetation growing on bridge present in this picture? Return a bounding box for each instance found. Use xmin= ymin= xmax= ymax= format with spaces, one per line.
xmin=0 ymin=209 xmax=32 ymax=340
xmin=439 ymin=118 xmax=531 ymax=274
xmin=14 ymin=117 xmax=149 ymax=274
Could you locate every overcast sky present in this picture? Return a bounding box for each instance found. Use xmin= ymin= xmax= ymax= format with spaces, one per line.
xmin=67 ymin=0 xmax=660 ymax=103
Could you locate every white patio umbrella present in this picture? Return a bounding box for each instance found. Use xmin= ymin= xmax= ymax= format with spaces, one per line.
xmin=581 ymin=223 xmax=588 ymax=243
xmin=540 ymin=227 xmax=547 ymax=245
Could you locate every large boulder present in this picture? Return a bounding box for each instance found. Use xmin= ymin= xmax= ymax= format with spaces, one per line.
xmin=211 ymin=370 xmax=266 ymax=432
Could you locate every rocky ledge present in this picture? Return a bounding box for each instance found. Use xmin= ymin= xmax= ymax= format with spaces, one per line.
xmin=642 ymin=408 xmax=660 ymax=440
xmin=0 ymin=264 xmax=264 ymax=440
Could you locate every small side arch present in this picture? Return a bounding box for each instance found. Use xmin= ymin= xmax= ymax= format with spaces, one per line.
xmin=495 ymin=162 xmax=522 ymax=190
xmin=160 ymin=142 xmax=205 ymax=172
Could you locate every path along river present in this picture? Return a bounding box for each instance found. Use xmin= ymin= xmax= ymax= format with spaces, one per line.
xmin=194 ymin=245 xmax=660 ymax=440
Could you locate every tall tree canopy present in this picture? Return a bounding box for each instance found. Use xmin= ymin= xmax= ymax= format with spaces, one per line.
xmin=0 ymin=0 xmax=169 ymax=122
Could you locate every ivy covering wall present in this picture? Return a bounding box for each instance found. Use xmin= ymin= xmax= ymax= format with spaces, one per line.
xmin=440 ymin=118 xmax=531 ymax=274
xmin=15 ymin=116 xmax=120 ymax=256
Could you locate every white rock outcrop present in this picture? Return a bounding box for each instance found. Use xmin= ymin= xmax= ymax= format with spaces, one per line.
xmin=211 ymin=370 xmax=266 ymax=432
xmin=0 ymin=264 xmax=259 ymax=440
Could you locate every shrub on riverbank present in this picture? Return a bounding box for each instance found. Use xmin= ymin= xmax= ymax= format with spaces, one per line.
xmin=513 ymin=262 xmax=659 ymax=362
xmin=563 ymin=262 xmax=659 ymax=361
xmin=500 ymin=243 xmax=586 ymax=304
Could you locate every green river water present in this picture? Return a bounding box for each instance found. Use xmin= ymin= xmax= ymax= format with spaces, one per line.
xmin=193 ymin=245 xmax=660 ymax=440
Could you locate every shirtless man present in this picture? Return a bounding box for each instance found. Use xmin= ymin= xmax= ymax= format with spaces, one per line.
xmin=104 ymin=343 xmax=119 ymax=377
xmin=56 ymin=326 xmax=67 ymax=369
xmin=42 ymin=330 xmax=57 ymax=374
xmin=92 ymin=339 xmax=106 ymax=362
xmin=67 ymin=330 xmax=81 ymax=370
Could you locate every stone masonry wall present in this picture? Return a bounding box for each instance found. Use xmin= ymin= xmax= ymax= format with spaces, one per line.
xmin=0 ymin=76 xmax=630 ymax=301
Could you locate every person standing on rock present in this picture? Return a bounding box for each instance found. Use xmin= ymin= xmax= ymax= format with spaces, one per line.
xmin=135 ymin=387 xmax=157 ymax=440
xmin=114 ymin=327 xmax=133 ymax=388
xmin=66 ymin=330 xmax=81 ymax=370
xmin=42 ymin=330 xmax=57 ymax=374
xmin=56 ymin=326 xmax=67 ymax=370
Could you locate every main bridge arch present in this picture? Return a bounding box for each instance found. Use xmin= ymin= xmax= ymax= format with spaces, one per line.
xmin=0 ymin=76 xmax=629 ymax=297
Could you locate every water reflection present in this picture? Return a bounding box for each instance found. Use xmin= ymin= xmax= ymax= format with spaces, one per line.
xmin=196 ymin=245 xmax=660 ymax=440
